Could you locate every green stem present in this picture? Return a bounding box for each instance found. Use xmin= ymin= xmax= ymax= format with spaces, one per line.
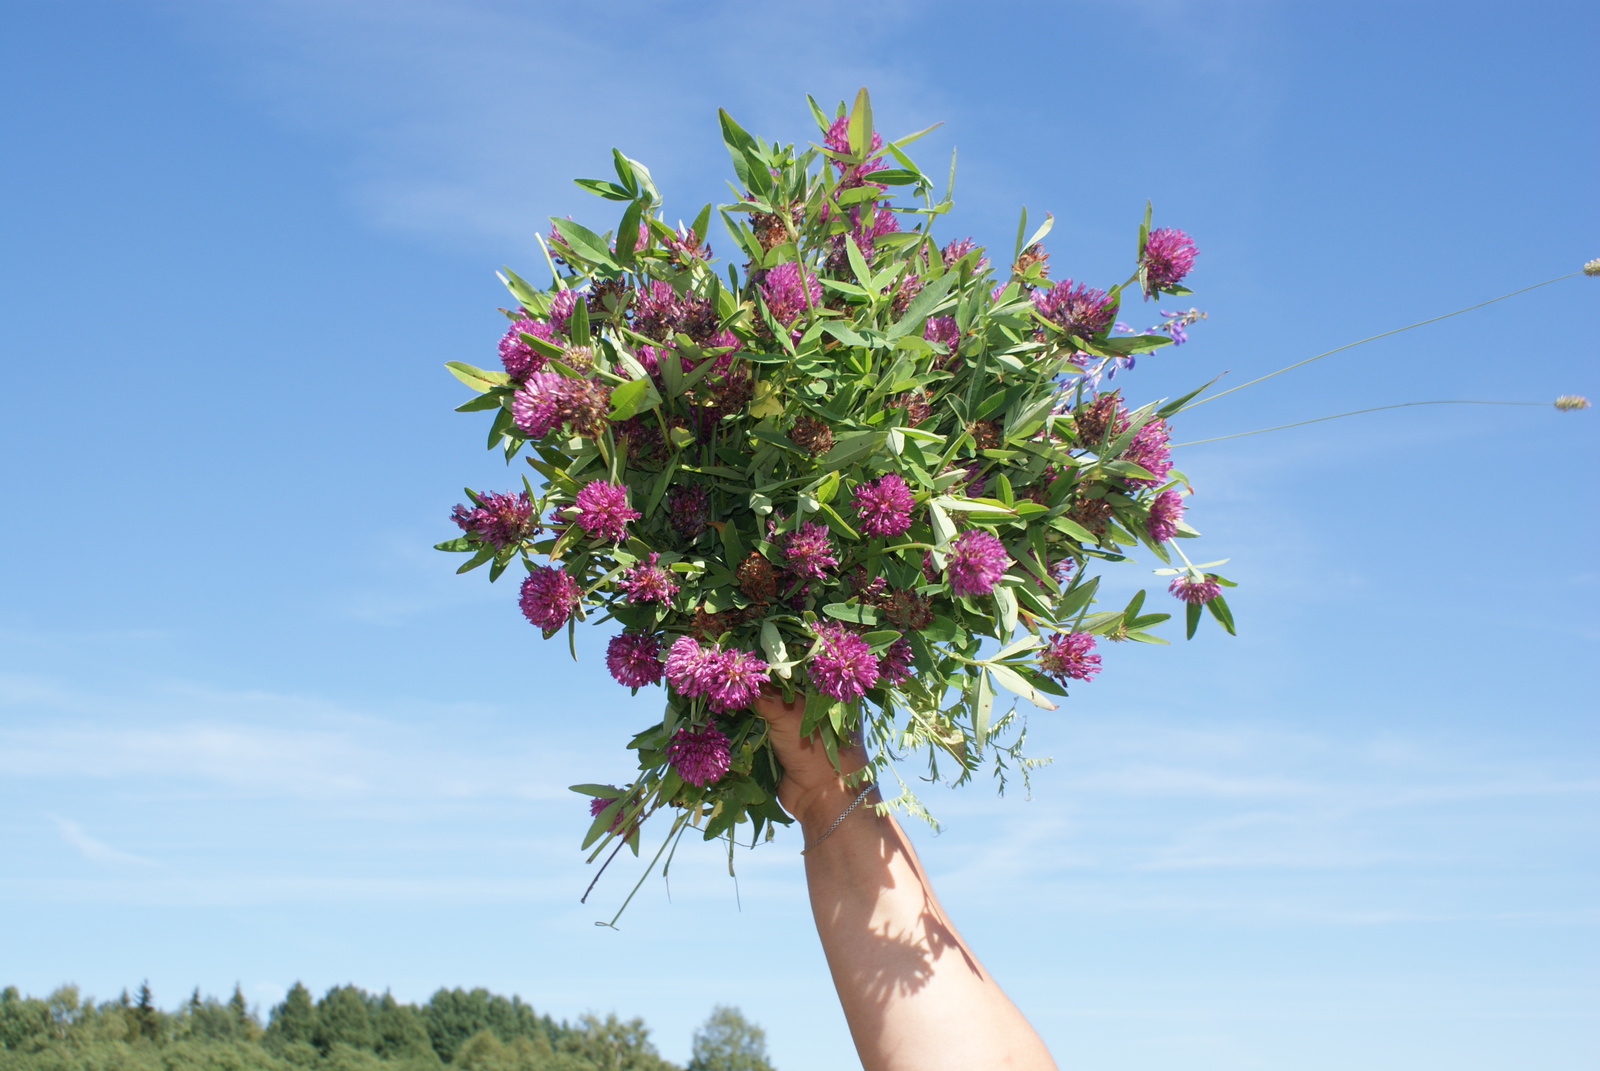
xmin=1172 ymin=400 xmax=1552 ymax=447
xmin=1182 ymin=273 xmax=1581 ymax=410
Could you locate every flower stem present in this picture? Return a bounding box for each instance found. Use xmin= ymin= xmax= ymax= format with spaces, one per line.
xmin=1181 ymin=272 xmax=1582 ymax=410
xmin=1172 ymin=400 xmax=1556 ymax=447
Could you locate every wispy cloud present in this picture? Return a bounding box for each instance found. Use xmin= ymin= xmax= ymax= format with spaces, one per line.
xmin=48 ymin=815 xmax=156 ymax=867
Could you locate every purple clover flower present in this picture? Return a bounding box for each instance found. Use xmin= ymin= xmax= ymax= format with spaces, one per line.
xmin=498 ymin=313 xmax=555 ymax=380
xmin=588 ymin=792 xmax=634 ymax=836
xmin=1141 ymin=228 xmax=1198 ymax=298
xmin=668 ymin=484 xmax=709 ymax=540
xmin=1033 ymin=280 xmax=1116 ymax=341
xmin=706 ymin=649 xmax=770 ymax=713
xmin=519 ymin=566 xmax=581 ymax=633
xmin=1145 ymin=490 xmax=1185 ymax=543
xmin=548 ymin=289 xmax=581 ymax=333
xmin=451 ymin=490 xmax=535 ymax=548
xmin=666 ymin=725 xmax=732 ymax=787
xmin=760 ymin=263 xmax=822 ymax=326
xmin=852 ymin=473 xmax=916 ymax=538
xmin=782 ymin=522 xmax=839 ymax=579
xmin=664 ymin=636 xmax=719 ymax=697
xmin=809 ymin=624 xmax=880 ymax=703
xmin=1169 ymin=574 xmax=1222 ymax=604
xmin=619 ymin=552 xmax=678 ymax=605
xmin=511 ymin=373 xmax=609 ymax=439
xmin=923 ymin=316 xmax=959 ymax=353
xmin=573 ymin=480 xmax=641 ymax=543
xmin=823 ymin=114 xmax=886 ymax=178
xmin=941 ymin=237 xmax=989 ymax=272
xmin=944 ymin=529 xmax=1011 ymax=598
xmin=1122 ymin=419 xmax=1173 ymax=489
xmin=878 ymin=638 xmax=914 ymax=685
xmin=1039 ymin=632 xmax=1101 ymax=682
xmin=606 ymin=632 xmax=664 ymax=688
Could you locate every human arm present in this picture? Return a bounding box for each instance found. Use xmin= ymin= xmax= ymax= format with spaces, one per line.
xmin=752 ymin=687 xmax=1058 ymax=1071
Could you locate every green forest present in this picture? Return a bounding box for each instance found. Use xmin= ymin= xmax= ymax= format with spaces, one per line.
xmin=0 ymin=983 xmax=775 ymax=1071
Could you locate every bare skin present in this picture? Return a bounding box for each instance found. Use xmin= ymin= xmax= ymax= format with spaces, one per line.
xmin=752 ymin=687 xmax=1058 ymax=1071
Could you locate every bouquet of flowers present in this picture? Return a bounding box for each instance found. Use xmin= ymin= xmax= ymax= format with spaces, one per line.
xmin=437 ymin=90 xmax=1235 ymax=893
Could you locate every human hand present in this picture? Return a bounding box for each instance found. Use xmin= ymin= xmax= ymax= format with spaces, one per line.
xmin=750 ymin=685 xmax=872 ymax=835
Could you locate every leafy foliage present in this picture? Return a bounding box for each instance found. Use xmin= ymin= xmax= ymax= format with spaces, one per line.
xmin=438 ymin=90 xmax=1235 ymax=897
xmin=0 ymin=983 xmax=738 ymax=1071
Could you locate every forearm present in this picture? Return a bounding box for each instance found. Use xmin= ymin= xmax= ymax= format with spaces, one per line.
xmin=798 ymin=784 xmax=1057 ymax=1071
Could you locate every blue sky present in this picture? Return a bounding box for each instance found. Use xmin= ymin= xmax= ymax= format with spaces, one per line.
xmin=1 ymin=1 xmax=1596 ymax=1068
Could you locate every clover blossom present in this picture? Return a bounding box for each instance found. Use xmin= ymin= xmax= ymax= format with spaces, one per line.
xmin=1141 ymin=228 xmax=1198 ymax=298
xmin=548 ymin=289 xmax=582 ymax=333
xmin=666 ymin=725 xmax=732 ymax=787
xmin=941 ymin=237 xmax=989 ymax=272
xmin=519 ymin=566 xmax=581 ymax=632
xmin=451 ymin=490 xmax=535 ymax=548
xmin=606 ymin=632 xmax=665 ymax=688
xmin=1169 ymin=574 xmax=1222 ymax=604
xmin=944 ymin=529 xmax=1011 ymax=598
xmin=498 ymin=313 xmax=555 ymax=379
xmin=706 ymin=648 xmax=770 ymax=713
xmin=1146 ymin=489 xmax=1185 ymax=543
xmin=667 ymin=484 xmax=709 ymax=540
xmin=1122 ymin=419 xmax=1173 ymax=488
xmin=852 ymin=473 xmax=915 ymax=537
xmin=573 ymin=480 xmax=641 ymax=542
xmin=1033 ymin=280 xmax=1116 ymax=341
xmin=760 ymin=263 xmax=821 ymax=326
xmin=924 ymin=316 xmax=959 ymax=353
xmin=809 ymin=624 xmax=880 ymax=703
xmin=1039 ymin=632 xmax=1101 ymax=682
xmin=879 ymin=638 xmax=914 ymax=685
xmin=619 ymin=552 xmax=679 ymax=604
xmin=782 ymin=521 xmax=839 ymax=579
xmin=511 ymin=373 xmax=610 ymax=439
xmin=664 ymin=636 xmax=722 ymax=698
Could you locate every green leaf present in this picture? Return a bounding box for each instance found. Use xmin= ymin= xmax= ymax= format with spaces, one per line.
xmin=607 ymin=375 xmax=660 ymax=421
xmin=433 ymin=538 xmax=475 ymax=553
xmin=614 ymin=199 xmax=643 ymax=265
xmin=547 ymin=217 xmax=617 ymax=270
xmin=822 ymin=602 xmax=879 ymax=625
xmin=988 ymin=663 xmax=1057 ymax=710
xmin=886 ymin=271 xmax=957 ymax=339
xmin=847 ymin=87 xmax=874 ymax=162
xmin=445 ymin=362 xmax=508 ymax=393
xmin=973 ymin=670 xmax=993 ymax=749
xmin=573 ymin=178 xmax=630 ymax=201
xmin=1206 ymin=594 xmax=1237 ymax=635
xmin=1185 ymin=600 xmax=1203 ymax=640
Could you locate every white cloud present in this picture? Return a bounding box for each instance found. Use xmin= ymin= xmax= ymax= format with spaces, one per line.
xmin=48 ymin=815 xmax=156 ymax=867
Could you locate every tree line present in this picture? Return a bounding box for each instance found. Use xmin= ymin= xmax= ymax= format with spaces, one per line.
xmin=0 ymin=982 xmax=775 ymax=1071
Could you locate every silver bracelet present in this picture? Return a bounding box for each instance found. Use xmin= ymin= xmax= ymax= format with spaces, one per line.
xmin=801 ymin=783 xmax=875 ymax=855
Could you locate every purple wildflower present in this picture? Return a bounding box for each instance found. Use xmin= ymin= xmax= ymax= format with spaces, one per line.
xmin=1033 ymin=280 xmax=1116 ymax=341
xmin=1039 ymin=632 xmax=1101 ymax=682
xmin=823 ymin=114 xmax=886 ymax=176
xmin=1146 ymin=490 xmax=1185 ymax=543
xmin=519 ymin=566 xmax=581 ymax=633
xmin=451 ymin=490 xmax=535 ymax=548
xmin=941 ymin=237 xmax=990 ymax=272
xmin=1122 ymin=419 xmax=1173 ymax=488
xmin=619 ymin=552 xmax=678 ymax=604
xmin=1169 ymin=574 xmax=1222 ymax=604
xmin=573 ymin=480 xmax=641 ymax=543
xmin=664 ymin=636 xmax=722 ymax=698
xmin=588 ymin=792 xmax=634 ymax=835
xmin=549 ymin=289 xmax=581 ymax=333
xmin=705 ymin=648 xmax=770 ymax=713
xmin=666 ymin=725 xmax=732 ymax=787
xmin=923 ymin=315 xmax=959 ymax=353
xmin=782 ymin=521 xmax=839 ymax=579
xmin=760 ymin=262 xmax=822 ymax=326
xmin=510 ymin=373 xmax=610 ymax=439
xmin=852 ymin=473 xmax=916 ymax=538
xmin=878 ymin=638 xmax=914 ymax=685
xmin=944 ymin=529 xmax=1011 ymax=598
xmin=809 ymin=624 xmax=880 ymax=703
xmin=1141 ymin=228 xmax=1198 ymax=298
xmin=848 ymin=203 xmax=899 ymax=259
xmin=606 ymin=632 xmax=665 ymax=688
xmin=667 ymin=484 xmax=709 ymax=540
xmin=498 ymin=314 xmax=555 ymax=379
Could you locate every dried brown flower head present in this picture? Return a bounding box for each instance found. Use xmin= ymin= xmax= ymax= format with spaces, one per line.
xmin=788 ymin=414 xmax=835 ymax=455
